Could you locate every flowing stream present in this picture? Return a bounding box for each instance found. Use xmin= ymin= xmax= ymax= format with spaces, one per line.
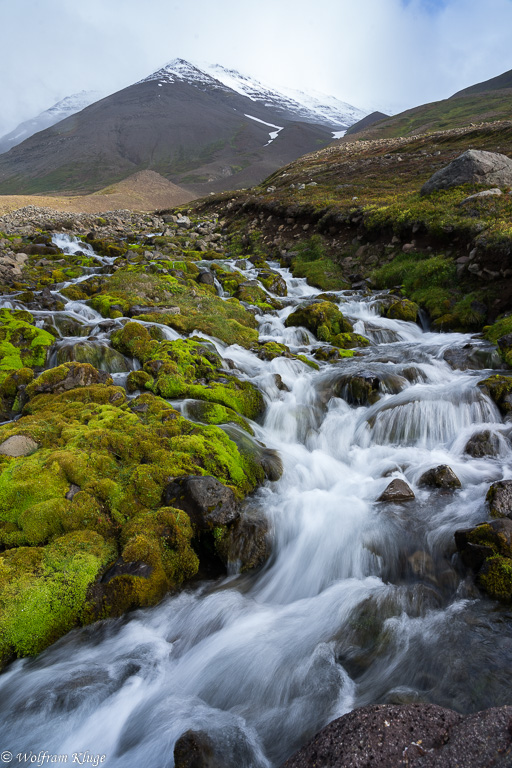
xmin=1 ymin=235 xmax=512 ymax=766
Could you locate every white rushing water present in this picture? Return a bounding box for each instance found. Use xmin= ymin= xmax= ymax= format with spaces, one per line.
xmin=1 ymin=238 xmax=512 ymax=766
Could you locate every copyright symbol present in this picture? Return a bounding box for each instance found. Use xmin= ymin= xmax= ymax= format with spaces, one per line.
xmin=1 ymin=752 xmax=12 ymax=763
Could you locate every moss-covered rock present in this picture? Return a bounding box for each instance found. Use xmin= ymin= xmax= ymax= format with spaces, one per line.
xmin=486 ymin=480 xmax=512 ymax=519
xmin=0 ymin=309 xmax=55 ymax=419
xmin=0 ymin=309 xmax=54 ymax=370
xmin=112 ymin=324 xmax=264 ymax=420
xmin=384 ymin=298 xmax=419 ymax=323
xmin=285 ymin=301 xmax=354 ymax=344
xmin=253 ymin=341 xmax=319 ymax=370
xmin=479 ymin=375 xmax=512 ymax=416
xmin=0 ymin=531 xmax=116 ymax=659
xmin=87 ymin=267 xmax=258 ymax=347
xmin=0 ymin=373 xmax=271 ymax=660
xmin=455 ymin=518 xmax=512 ymax=601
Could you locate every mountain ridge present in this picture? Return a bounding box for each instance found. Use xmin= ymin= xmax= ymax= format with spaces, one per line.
xmin=0 ymin=59 xmax=364 ymax=197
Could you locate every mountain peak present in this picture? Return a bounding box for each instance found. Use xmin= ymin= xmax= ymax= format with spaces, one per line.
xmin=141 ymin=58 xmax=223 ymax=89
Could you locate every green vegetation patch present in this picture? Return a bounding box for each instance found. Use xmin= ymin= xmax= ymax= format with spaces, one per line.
xmin=114 ymin=323 xmax=264 ymax=419
xmin=89 ymin=267 xmax=258 ymax=347
xmin=0 ymin=374 xmax=269 ymax=661
xmin=291 ymin=235 xmax=350 ymax=291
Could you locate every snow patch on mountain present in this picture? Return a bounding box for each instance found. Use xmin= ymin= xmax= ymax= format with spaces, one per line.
xmin=143 ymin=58 xmax=368 ymax=129
xmin=244 ymin=114 xmax=284 ymax=145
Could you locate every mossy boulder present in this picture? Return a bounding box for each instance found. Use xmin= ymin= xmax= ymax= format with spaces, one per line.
xmin=285 ymin=301 xmax=353 ymax=343
xmin=0 ymin=309 xmax=55 ymax=370
xmin=113 ymin=324 xmax=264 ymax=420
xmin=253 ymin=341 xmax=319 ymax=370
xmin=257 ymin=269 xmax=287 ymax=297
xmin=90 ymin=507 xmax=199 ymax=620
xmin=88 ymin=267 xmax=258 ymax=347
xmin=384 ymin=298 xmax=419 ymax=323
xmin=479 ymin=375 xmax=512 ymax=416
xmin=0 ymin=531 xmax=116 ymax=659
xmin=455 ymin=519 xmax=512 ymax=600
xmin=26 ymin=362 xmax=113 ymax=398
xmin=331 ymin=332 xmax=370 ymax=350
xmin=0 ymin=309 xmax=55 ymax=418
xmin=0 ymin=376 xmax=272 ymax=661
xmin=486 ymin=480 xmax=512 ymax=519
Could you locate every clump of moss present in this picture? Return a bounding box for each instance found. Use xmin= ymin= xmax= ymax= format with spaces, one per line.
xmin=0 ymin=531 xmax=116 ymax=658
xmin=113 ymin=324 xmax=264 ymax=419
xmin=0 ymin=309 xmax=55 ymax=419
xmin=331 ymin=332 xmax=370 ymax=349
xmin=385 ymin=298 xmax=419 ymax=323
xmin=87 ymin=267 xmax=258 ymax=347
xmin=372 ymin=253 xmax=458 ymax=325
xmin=0 ymin=309 xmax=55 ymax=369
xmin=478 ymin=555 xmax=512 ymax=601
xmin=285 ymin=301 xmax=353 ymax=342
xmin=253 ymin=341 xmax=319 ymax=369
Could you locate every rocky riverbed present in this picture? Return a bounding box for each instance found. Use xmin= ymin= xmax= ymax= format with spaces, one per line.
xmin=0 ymin=203 xmax=512 ymax=766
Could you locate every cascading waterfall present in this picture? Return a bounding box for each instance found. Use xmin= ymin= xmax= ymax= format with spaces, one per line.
xmin=0 ymin=240 xmax=512 ymax=766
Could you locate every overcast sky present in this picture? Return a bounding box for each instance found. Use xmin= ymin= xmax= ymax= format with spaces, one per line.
xmin=1 ymin=0 xmax=511 ymax=136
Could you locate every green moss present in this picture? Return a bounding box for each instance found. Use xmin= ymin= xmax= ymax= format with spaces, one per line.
xmin=371 ymin=253 xmax=476 ymax=327
xmin=184 ymin=400 xmax=253 ymax=434
xmin=479 ymin=375 xmax=512 ymax=416
xmin=331 ymin=332 xmax=370 ymax=349
xmin=0 ymin=309 xmax=55 ymax=369
xmin=0 ymin=531 xmax=115 ymax=657
xmin=89 ymin=267 xmax=258 ymax=347
xmin=478 ymin=555 xmax=512 ymax=601
xmin=253 ymin=341 xmax=319 ymax=370
xmin=112 ymin=327 xmax=264 ymax=419
xmin=385 ymin=299 xmax=419 ymax=322
xmin=285 ymin=301 xmax=354 ymax=344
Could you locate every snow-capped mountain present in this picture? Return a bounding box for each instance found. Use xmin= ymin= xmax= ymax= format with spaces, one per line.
xmin=0 ymin=58 xmax=363 ymax=197
xmin=143 ymin=59 xmax=368 ymax=128
xmin=201 ymin=63 xmax=368 ymax=127
xmin=0 ymin=91 xmax=104 ymax=154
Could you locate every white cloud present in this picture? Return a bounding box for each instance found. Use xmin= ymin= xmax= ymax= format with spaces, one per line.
xmin=1 ymin=0 xmax=512 ymax=136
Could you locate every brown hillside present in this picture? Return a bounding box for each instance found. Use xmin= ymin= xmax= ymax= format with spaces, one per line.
xmin=0 ymin=170 xmax=195 ymax=214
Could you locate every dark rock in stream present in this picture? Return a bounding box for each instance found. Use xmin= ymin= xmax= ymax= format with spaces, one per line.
xmin=418 ymin=464 xmax=461 ymax=489
xmin=163 ymin=475 xmax=239 ymax=530
xmin=281 ymin=703 xmax=512 ymax=767
xmin=335 ymin=373 xmax=380 ymax=406
xmin=487 ymin=479 xmax=512 ymax=519
xmin=465 ymin=430 xmax=501 ymax=458
xmin=378 ymin=478 xmax=415 ymax=502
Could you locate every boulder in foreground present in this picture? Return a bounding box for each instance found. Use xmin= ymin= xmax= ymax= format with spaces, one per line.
xmin=281 ymin=703 xmax=512 ymax=767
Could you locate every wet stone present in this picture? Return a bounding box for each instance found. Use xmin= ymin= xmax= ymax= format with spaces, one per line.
xmin=418 ymin=464 xmax=461 ymax=489
xmin=378 ymin=479 xmax=415 ymax=502
xmin=487 ymin=480 xmax=512 ymax=519
xmin=163 ymin=475 xmax=239 ymax=530
xmin=465 ymin=430 xmax=501 ymax=458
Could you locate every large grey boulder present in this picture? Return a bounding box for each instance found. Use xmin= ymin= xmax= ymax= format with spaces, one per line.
xmin=163 ymin=475 xmax=239 ymax=530
xmin=421 ymin=149 xmax=512 ymax=195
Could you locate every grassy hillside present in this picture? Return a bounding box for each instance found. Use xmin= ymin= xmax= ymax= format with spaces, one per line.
xmin=343 ymin=93 xmax=512 ymax=141
xmin=194 ymin=119 xmax=512 ymax=336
